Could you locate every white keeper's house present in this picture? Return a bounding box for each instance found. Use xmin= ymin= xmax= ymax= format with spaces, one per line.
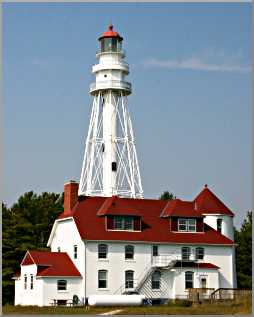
xmin=14 ymin=24 xmax=237 ymax=307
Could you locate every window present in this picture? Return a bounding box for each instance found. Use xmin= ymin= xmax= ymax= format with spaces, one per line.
xmin=98 ymin=270 xmax=107 ymax=288
xmin=24 ymin=274 xmax=27 ymax=290
xmin=57 ymin=280 xmax=67 ymax=291
xmin=152 ymin=245 xmax=158 ymax=256
xmin=30 ymin=274 xmax=33 ymax=290
xmin=151 ymin=271 xmax=161 ymax=289
xmin=125 ymin=270 xmax=134 ymax=289
xmin=125 ymin=217 xmax=134 ymax=230
xmin=112 ymin=162 xmax=117 ymax=171
xmin=178 ymin=218 xmax=196 ymax=232
xmin=98 ymin=244 xmax=108 ymax=259
xmin=185 ymin=271 xmax=194 ymax=289
xmin=113 ymin=216 xmax=134 ymax=230
xmin=57 ymin=247 xmax=61 ymax=252
xmin=181 ymin=247 xmax=191 ymax=260
xmin=74 ymin=245 xmax=77 ymax=259
xmin=125 ymin=245 xmax=134 ymax=260
xmin=114 ymin=216 xmax=124 ymax=230
xmin=195 ymin=247 xmax=204 ymax=260
xmin=217 ymin=219 xmax=222 ymax=233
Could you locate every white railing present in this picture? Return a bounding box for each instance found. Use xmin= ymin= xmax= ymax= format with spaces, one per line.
xmin=90 ymin=80 xmax=131 ymax=92
xmin=96 ymin=49 xmax=126 ymax=57
xmin=152 ymin=254 xmax=197 ymax=267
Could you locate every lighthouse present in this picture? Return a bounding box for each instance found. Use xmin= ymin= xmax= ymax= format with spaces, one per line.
xmin=79 ymin=24 xmax=143 ymax=198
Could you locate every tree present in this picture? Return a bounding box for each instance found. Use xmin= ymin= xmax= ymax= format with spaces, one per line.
xmin=234 ymin=211 xmax=252 ymax=289
xmin=159 ymin=191 xmax=176 ymax=200
xmin=2 ymin=191 xmax=64 ymax=304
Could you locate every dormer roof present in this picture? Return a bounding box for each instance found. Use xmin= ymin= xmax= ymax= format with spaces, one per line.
xmin=160 ymin=199 xmax=204 ymax=218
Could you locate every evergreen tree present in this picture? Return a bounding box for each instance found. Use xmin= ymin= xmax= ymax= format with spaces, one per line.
xmin=2 ymin=192 xmax=63 ymax=304
xmin=235 ymin=211 xmax=252 ymax=289
xmin=159 ymin=191 xmax=176 ymax=200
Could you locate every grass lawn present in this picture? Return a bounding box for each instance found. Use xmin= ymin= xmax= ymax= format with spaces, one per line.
xmin=3 ymin=297 xmax=252 ymax=315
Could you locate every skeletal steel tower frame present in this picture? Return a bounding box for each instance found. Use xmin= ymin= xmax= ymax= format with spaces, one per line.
xmin=78 ymin=25 xmax=143 ymax=198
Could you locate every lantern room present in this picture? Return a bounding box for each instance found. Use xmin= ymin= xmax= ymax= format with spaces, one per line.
xmin=98 ymin=24 xmax=123 ymax=53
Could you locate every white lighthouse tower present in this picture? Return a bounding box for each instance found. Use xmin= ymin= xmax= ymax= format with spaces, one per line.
xmin=79 ymin=24 xmax=143 ymax=198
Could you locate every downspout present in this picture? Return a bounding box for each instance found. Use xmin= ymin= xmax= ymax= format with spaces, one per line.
xmin=84 ymin=240 xmax=87 ymax=306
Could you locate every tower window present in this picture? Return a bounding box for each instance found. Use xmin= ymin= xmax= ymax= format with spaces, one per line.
xmin=104 ymin=74 xmax=107 ymax=78
xmin=112 ymin=162 xmax=117 ymax=171
xmin=74 ymin=245 xmax=78 ymax=259
xmin=217 ymin=219 xmax=222 ymax=233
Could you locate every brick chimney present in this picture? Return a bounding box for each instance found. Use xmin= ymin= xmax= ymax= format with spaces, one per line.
xmin=64 ymin=180 xmax=79 ymax=214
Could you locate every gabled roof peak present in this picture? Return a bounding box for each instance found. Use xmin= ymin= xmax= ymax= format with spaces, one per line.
xmin=195 ymin=186 xmax=234 ymax=216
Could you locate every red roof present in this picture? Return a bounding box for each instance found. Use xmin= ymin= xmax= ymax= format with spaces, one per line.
xmin=161 ymin=199 xmax=204 ymax=218
xmin=58 ymin=196 xmax=234 ymax=245
xmin=195 ymin=185 xmax=234 ymax=216
xmin=99 ymin=24 xmax=123 ymax=41
xmin=173 ymin=261 xmax=219 ymax=269
xmin=21 ymin=251 xmax=81 ymax=277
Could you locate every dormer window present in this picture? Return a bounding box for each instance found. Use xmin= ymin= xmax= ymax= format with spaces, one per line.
xmin=178 ymin=218 xmax=196 ymax=232
xmin=107 ymin=215 xmax=141 ymax=231
xmin=114 ymin=216 xmax=133 ymax=230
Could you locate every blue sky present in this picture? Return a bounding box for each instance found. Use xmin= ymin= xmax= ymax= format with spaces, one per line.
xmin=3 ymin=3 xmax=251 ymax=228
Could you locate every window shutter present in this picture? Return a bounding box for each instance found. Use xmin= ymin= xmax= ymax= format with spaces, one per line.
xmin=134 ymin=217 xmax=141 ymax=231
xmin=107 ymin=216 xmax=114 ymax=230
xmin=196 ymin=218 xmax=204 ymax=232
xmin=171 ymin=217 xmax=177 ymax=231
